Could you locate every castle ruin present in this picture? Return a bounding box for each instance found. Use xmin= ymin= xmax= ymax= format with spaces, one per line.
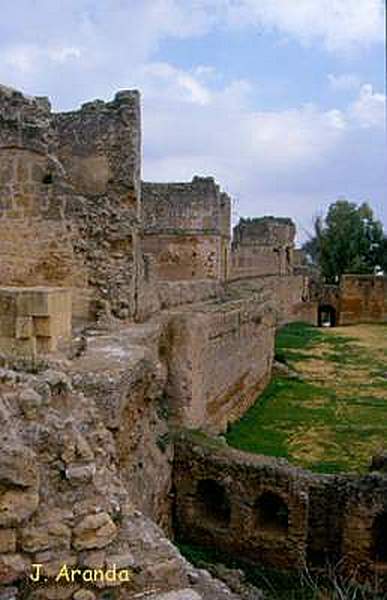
xmin=0 ymin=84 xmax=386 ymax=599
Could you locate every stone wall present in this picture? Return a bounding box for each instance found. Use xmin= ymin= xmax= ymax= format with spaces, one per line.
xmin=319 ymin=276 xmax=387 ymax=326
xmin=0 ymin=365 xmax=243 ymax=600
xmin=230 ymin=217 xmax=295 ymax=280
xmin=162 ymin=297 xmax=275 ymax=433
xmin=339 ymin=275 xmax=387 ymax=325
xmin=0 ymin=85 xmax=144 ymax=323
xmin=174 ymin=434 xmax=387 ymax=583
xmin=227 ymin=276 xmax=317 ymax=327
xmin=142 ymin=177 xmax=231 ymax=282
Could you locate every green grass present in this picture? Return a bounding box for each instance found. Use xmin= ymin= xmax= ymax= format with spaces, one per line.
xmin=226 ymin=322 xmax=387 ymax=474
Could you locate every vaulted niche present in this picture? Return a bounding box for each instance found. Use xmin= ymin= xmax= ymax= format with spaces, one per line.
xmin=196 ymin=479 xmax=231 ymax=527
xmin=255 ymin=491 xmax=289 ymax=534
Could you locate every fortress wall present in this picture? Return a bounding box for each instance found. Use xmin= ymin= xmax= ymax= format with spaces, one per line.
xmin=230 ymin=217 xmax=295 ymax=280
xmin=174 ymin=435 xmax=387 ymax=579
xmin=0 ymin=86 xmax=144 ymax=323
xmin=339 ymin=275 xmax=387 ymax=325
xmin=227 ymin=275 xmax=317 ymax=326
xmin=142 ymin=177 xmax=231 ymax=282
xmin=163 ymin=297 xmax=275 ymax=433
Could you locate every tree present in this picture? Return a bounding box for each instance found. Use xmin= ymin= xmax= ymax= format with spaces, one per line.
xmin=302 ymin=199 xmax=386 ymax=283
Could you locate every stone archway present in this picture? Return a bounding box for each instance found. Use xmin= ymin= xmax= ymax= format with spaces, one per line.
xmin=255 ymin=491 xmax=289 ymax=533
xmin=196 ymin=479 xmax=231 ymax=527
xmin=318 ymin=304 xmax=337 ymax=327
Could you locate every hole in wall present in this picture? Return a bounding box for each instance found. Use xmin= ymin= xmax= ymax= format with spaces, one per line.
xmin=42 ymin=173 xmax=53 ymax=184
xmin=196 ymin=479 xmax=231 ymax=527
xmin=318 ymin=305 xmax=337 ymax=327
xmin=372 ymin=511 xmax=387 ymax=562
xmin=255 ymin=491 xmax=289 ymax=533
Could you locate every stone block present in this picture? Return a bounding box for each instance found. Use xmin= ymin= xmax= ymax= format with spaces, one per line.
xmin=21 ymin=523 xmax=71 ymax=553
xmin=0 ymin=531 xmax=16 ymax=554
xmin=0 ymin=318 xmax=16 ymax=337
xmin=15 ymin=317 xmax=33 ymax=339
xmin=73 ymin=513 xmax=117 ymax=551
xmin=0 ymin=554 xmax=30 ymax=584
xmin=36 ymin=336 xmax=57 ymax=354
xmin=148 ymin=591 xmax=202 ymax=600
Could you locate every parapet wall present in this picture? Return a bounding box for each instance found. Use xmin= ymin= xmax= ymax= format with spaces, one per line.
xmin=174 ymin=435 xmax=387 ymax=581
xmin=142 ymin=177 xmax=231 ymax=282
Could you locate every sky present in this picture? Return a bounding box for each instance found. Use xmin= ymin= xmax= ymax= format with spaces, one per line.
xmin=0 ymin=0 xmax=385 ymax=241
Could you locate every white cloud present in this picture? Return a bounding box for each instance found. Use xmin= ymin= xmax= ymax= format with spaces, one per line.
xmin=349 ymin=84 xmax=386 ymax=128
xmin=141 ymin=66 xmax=385 ymax=232
xmin=0 ymin=0 xmax=384 ymax=231
xmin=222 ymin=0 xmax=385 ymax=52
xmin=328 ymin=73 xmax=361 ymax=91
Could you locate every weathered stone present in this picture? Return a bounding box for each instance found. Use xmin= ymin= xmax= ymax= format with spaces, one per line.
xmin=18 ymin=387 xmax=43 ymax=419
xmin=73 ymin=590 xmax=96 ymax=600
xmin=0 ymin=586 xmax=19 ymax=600
xmin=0 ymin=530 xmax=16 ymax=554
xmin=72 ymin=513 xmax=117 ymax=550
xmin=0 ymin=554 xmax=29 ymax=584
xmin=21 ymin=522 xmax=71 ymax=552
xmin=0 ymin=443 xmax=39 ymax=526
xmin=65 ymin=464 xmax=96 ymax=484
xmin=148 ymin=591 xmax=203 ymax=600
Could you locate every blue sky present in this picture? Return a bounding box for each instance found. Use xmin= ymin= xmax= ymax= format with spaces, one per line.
xmin=0 ymin=0 xmax=385 ymax=241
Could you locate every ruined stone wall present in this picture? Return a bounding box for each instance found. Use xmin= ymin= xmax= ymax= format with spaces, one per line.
xmin=174 ymin=435 xmax=387 ymax=582
xmin=0 ymin=85 xmax=144 ymax=323
xmin=339 ymin=275 xmax=387 ymax=325
xmin=230 ymin=217 xmax=295 ymax=280
xmin=162 ymin=297 xmax=275 ymax=433
xmin=0 ymin=365 xmax=243 ymax=599
xmin=142 ymin=177 xmax=231 ymax=282
xmin=0 ymin=87 xmax=90 ymax=320
xmin=227 ymin=276 xmax=317 ymax=327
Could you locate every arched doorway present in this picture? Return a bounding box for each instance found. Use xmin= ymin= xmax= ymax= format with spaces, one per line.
xmin=318 ymin=305 xmax=337 ymax=327
xmin=196 ymin=479 xmax=231 ymax=527
xmin=255 ymin=491 xmax=289 ymax=533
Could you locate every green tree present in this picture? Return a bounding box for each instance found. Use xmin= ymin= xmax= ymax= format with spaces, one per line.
xmin=302 ymin=199 xmax=385 ymax=282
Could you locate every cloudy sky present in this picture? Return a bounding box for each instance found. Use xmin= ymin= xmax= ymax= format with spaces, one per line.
xmin=0 ymin=0 xmax=385 ymax=240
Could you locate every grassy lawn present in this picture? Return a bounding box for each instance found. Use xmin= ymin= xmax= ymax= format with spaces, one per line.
xmin=226 ymin=322 xmax=387 ymax=474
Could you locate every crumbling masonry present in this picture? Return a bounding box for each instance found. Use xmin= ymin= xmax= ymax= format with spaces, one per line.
xmin=0 ymin=84 xmax=386 ymax=600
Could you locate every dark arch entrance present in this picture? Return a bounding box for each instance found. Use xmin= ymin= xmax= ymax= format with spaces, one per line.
xmin=196 ymin=479 xmax=231 ymax=527
xmin=255 ymin=491 xmax=289 ymax=533
xmin=372 ymin=511 xmax=387 ymax=562
xmin=318 ymin=305 xmax=337 ymax=327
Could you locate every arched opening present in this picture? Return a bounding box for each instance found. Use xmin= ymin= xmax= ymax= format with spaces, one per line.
xmin=196 ymin=479 xmax=231 ymax=527
xmin=372 ymin=511 xmax=387 ymax=562
xmin=42 ymin=172 xmax=53 ymax=184
xmin=318 ymin=305 xmax=337 ymax=327
xmin=255 ymin=491 xmax=289 ymax=533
